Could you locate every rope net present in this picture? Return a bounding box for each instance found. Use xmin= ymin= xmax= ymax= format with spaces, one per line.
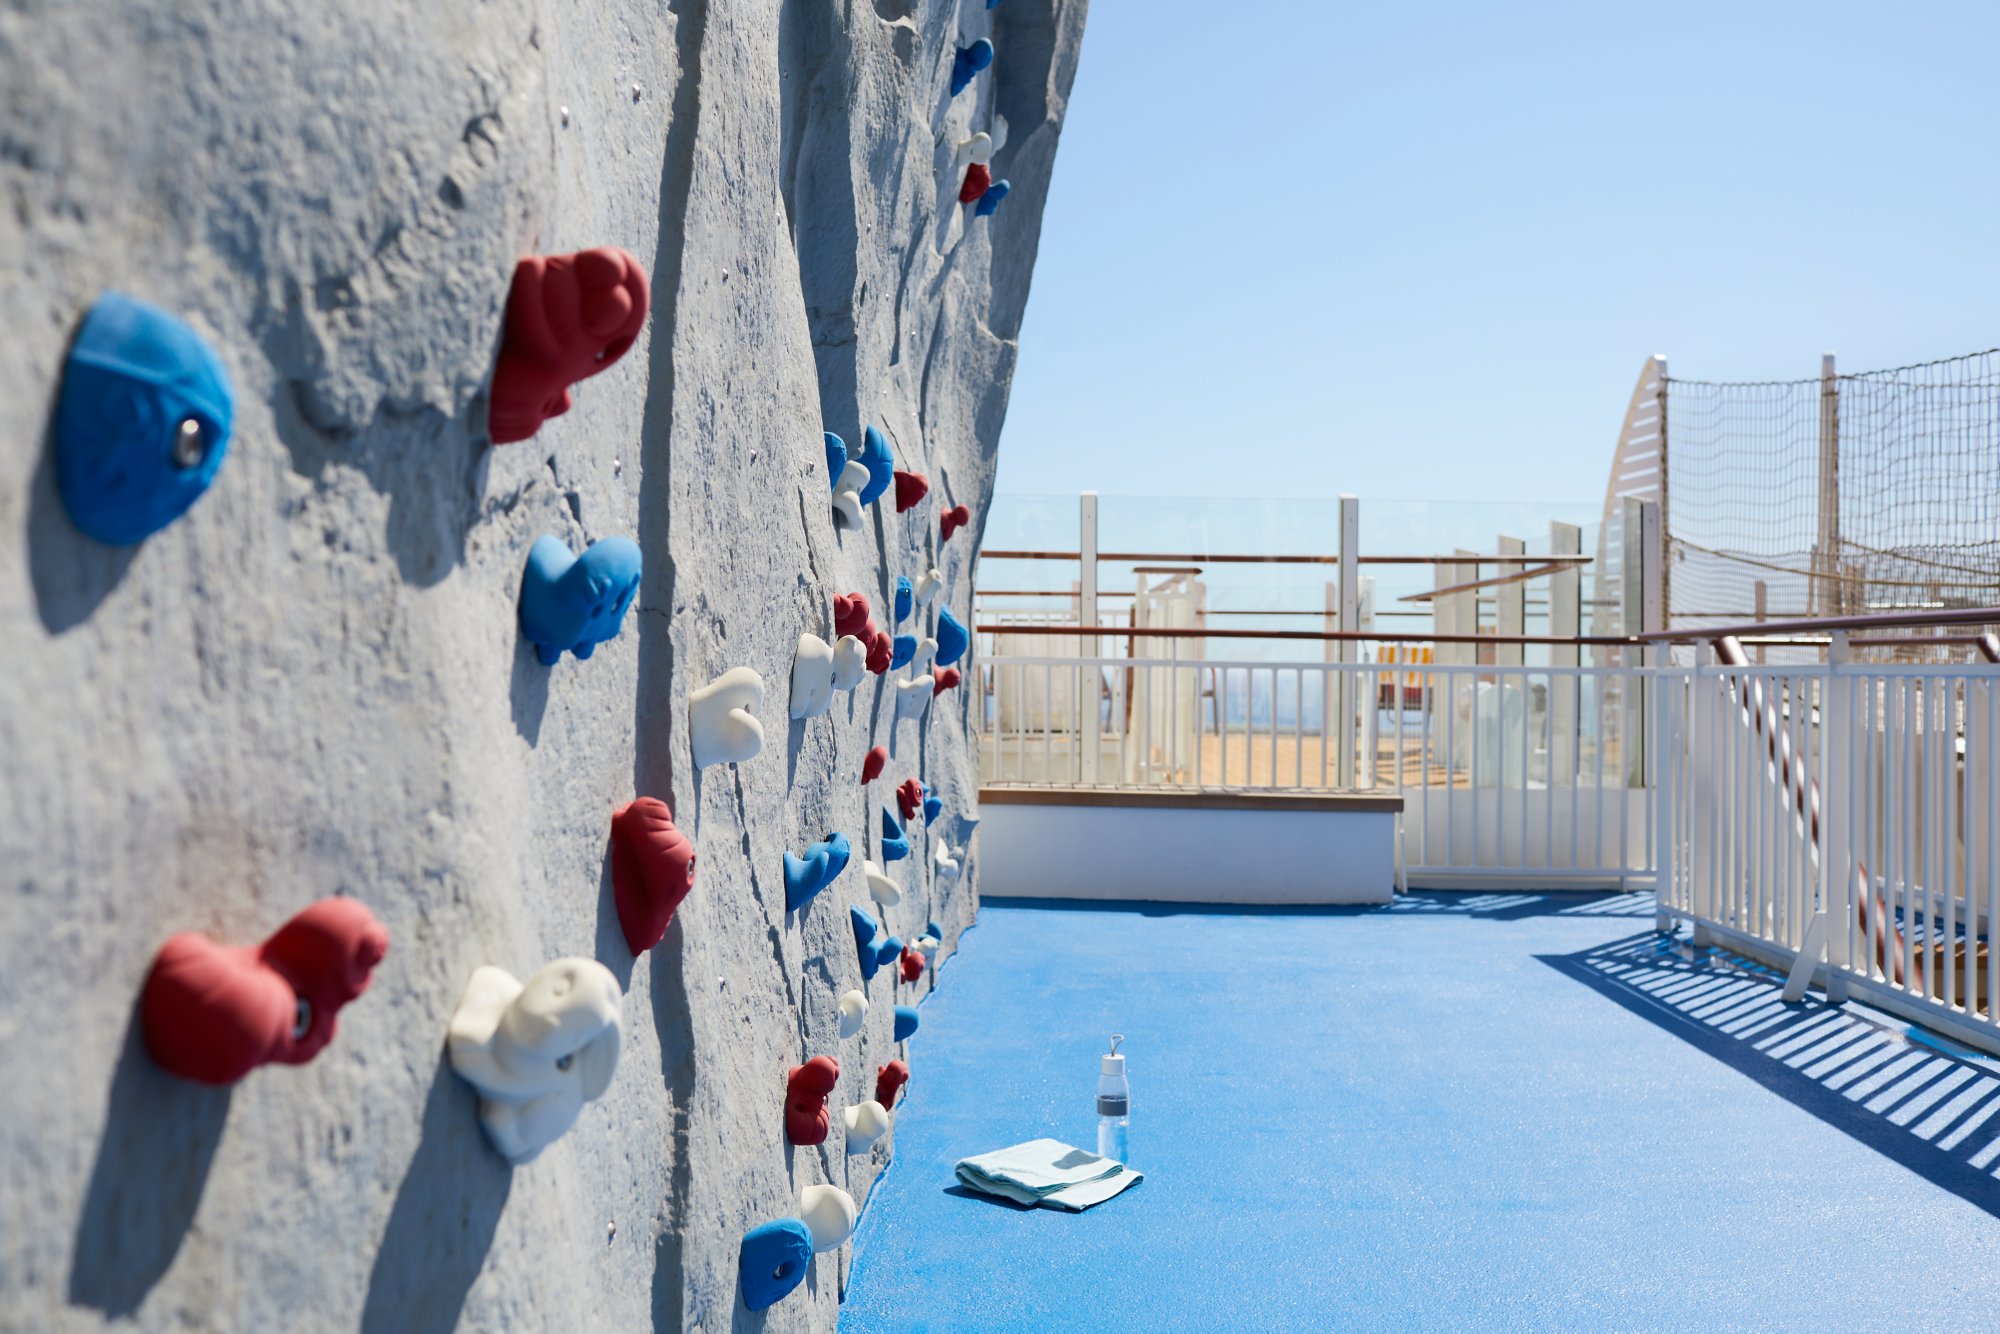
xmin=1666 ymin=349 xmax=2000 ymax=631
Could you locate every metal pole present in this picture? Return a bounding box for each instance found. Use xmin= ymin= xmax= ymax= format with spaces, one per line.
xmin=1079 ymin=491 xmax=1100 ymax=785
xmin=1813 ymin=353 xmax=1840 ymax=617
xmin=1338 ymin=495 xmax=1360 ymax=788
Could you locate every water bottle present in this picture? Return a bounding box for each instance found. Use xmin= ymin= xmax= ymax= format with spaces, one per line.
xmin=1096 ymin=1034 xmax=1129 ymax=1163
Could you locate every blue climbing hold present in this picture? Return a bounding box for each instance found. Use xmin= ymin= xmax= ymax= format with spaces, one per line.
xmin=891 ymin=634 xmax=917 ymax=669
xmin=926 ymin=918 xmax=942 ymax=940
xmin=894 ymin=576 xmax=913 ymax=626
xmin=988 ymin=0 xmax=1004 ymax=7
xmin=55 ymin=292 xmax=235 ymax=545
xmin=783 ymin=831 xmax=851 ymax=912
xmin=857 ymin=425 xmax=894 ymax=506
xmin=851 ymin=904 xmax=883 ymax=980
xmin=974 ymin=179 xmax=1012 ymax=218
xmin=824 ymin=431 xmax=846 ymax=492
xmin=739 ymin=1218 xmax=814 ymax=1311
xmin=881 ymin=808 xmax=911 ymax=862
xmin=935 ymin=607 xmax=969 ymax=667
xmin=878 ymin=935 xmax=903 ymax=968
xmin=519 ymin=534 xmax=642 ymax=665
xmin=951 ymin=38 xmax=994 ymax=95
xmin=922 ymin=783 xmax=942 ymax=824
xmin=893 ymin=1005 xmax=920 ymax=1041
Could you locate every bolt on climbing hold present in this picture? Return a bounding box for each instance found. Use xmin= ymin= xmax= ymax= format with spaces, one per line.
xmin=739 ymin=1219 xmax=814 ymax=1310
xmin=881 ymin=808 xmax=911 ymax=861
xmin=940 ymin=503 xmax=973 ymax=543
xmin=950 ymin=38 xmax=994 ymax=95
xmin=934 ymin=608 xmax=969 ymax=667
xmin=876 ymin=1059 xmax=910 ymax=1110
xmin=893 ymin=1004 xmax=920 ymax=1041
xmin=894 ymin=576 xmax=914 ymax=626
xmin=974 ymin=179 xmax=1011 ymax=217
xmin=895 ymin=675 xmax=934 ymax=722
xmin=851 ymin=904 xmax=885 ymax=981
xmin=863 ymin=858 xmax=903 ymax=907
xmin=785 ymin=1055 xmax=840 ymax=1145
xmin=861 ymin=745 xmax=889 ymax=784
xmin=690 ymin=667 xmax=766 ymax=768
xmin=844 ymin=1099 xmax=891 ymax=1153
xmin=898 ymin=946 xmax=924 ymax=984
xmin=959 ymin=161 xmax=992 ymax=204
xmin=519 ymin=534 xmax=641 ymax=666
xmin=914 ymin=567 xmax=944 ymax=607
xmin=933 ymin=666 xmax=962 ymax=695
xmin=610 ymin=798 xmax=696 ymax=954
xmin=800 ymin=1185 xmax=857 ymax=1252
xmin=894 ymin=469 xmax=930 ymax=512
xmin=489 ymin=248 xmax=649 ymax=444
xmin=791 ymin=633 xmax=839 ymax=719
xmin=783 ymin=832 xmax=852 ymax=912
xmin=838 ymin=988 xmax=869 ymax=1037
xmin=448 ymin=958 xmax=623 ymax=1164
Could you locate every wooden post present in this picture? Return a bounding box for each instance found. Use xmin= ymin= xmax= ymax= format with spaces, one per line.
xmin=1079 ymin=491 xmax=1100 ymax=785
xmin=1549 ymin=521 xmax=1581 ymax=789
xmin=1337 ymin=495 xmax=1359 ymax=788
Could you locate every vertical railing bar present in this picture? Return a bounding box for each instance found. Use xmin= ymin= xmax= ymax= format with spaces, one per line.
xmin=1446 ymin=666 xmax=1457 ymax=870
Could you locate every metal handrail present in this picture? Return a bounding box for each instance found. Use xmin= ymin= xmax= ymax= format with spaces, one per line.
xmin=977 ymin=623 xmax=1640 ymax=647
xmin=1637 ymin=606 xmax=2000 ymax=642
xmin=981 ymin=549 xmax=1591 ymax=567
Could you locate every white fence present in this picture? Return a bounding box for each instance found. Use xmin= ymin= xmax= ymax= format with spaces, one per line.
xmin=977 ymin=650 xmax=1658 ymax=888
xmin=1656 ymin=653 xmax=2000 ymax=1052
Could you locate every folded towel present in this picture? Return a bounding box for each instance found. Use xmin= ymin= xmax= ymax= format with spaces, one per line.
xmin=954 ymin=1138 xmax=1142 ymax=1212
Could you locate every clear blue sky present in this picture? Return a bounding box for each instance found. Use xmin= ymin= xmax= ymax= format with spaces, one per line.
xmin=995 ymin=0 xmax=2000 ymax=508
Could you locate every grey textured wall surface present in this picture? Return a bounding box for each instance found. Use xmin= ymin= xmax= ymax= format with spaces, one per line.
xmin=0 ymin=0 xmax=1085 ymax=1329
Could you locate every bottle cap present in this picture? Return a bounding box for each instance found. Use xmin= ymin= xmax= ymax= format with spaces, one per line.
xmin=1100 ymin=1033 xmax=1125 ymax=1076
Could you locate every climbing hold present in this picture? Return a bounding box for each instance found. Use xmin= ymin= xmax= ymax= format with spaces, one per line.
xmin=881 ymin=808 xmax=911 ymax=862
xmin=55 ymin=292 xmax=235 ymax=545
xmin=894 ymin=576 xmax=914 ymax=626
xmin=690 ymin=667 xmax=765 ymax=768
xmin=950 ymin=38 xmax=994 ymax=95
xmin=739 ymin=1219 xmax=814 ymax=1311
xmin=878 ymin=935 xmax=904 ymax=969
xmin=914 ymin=568 xmax=944 ymax=607
xmin=933 ymin=666 xmax=962 ymax=695
xmin=448 ymin=958 xmax=622 ymax=1164
xmin=519 ymin=535 xmax=642 ymax=666
xmin=895 ymin=676 xmax=934 ymax=722
xmin=909 ymin=637 xmax=938 ymax=673
xmin=864 ymin=858 xmax=903 ymax=907
xmin=959 ymin=162 xmax=992 ymax=205
xmin=957 ymin=132 xmax=994 ymax=168
xmin=914 ymin=931 xmax=941 ymax=959
xmin=800 ymin=1184 xmax=858 ymax=1253
xmin=610 ymin=798 xmax=696 ymax=954
xmin=833 ymin=593 xmax=872 ymax=642
xmin=850 ymin=905 xmax=883 ymax=981
xmin=832 ymin=458 xmax=870 ymax=530
xmin=823 ymin=432 xmax=847 ymax=490
xmin=898 ymin=946 xmax=924 ymax=984
xmin=876 ymin=1059 xmax=910 ymax=1110
xmin=856 ymin=425 xmax=894 ymax=506
xmin=838 ymin=988 xmax=869 ymax=1038
xmin=893 ymin=1005 xmax=920 ymax=1042
xmin=785 ymin=1055 xmax=840 ymax=1145
xmin=935 ymin=842 xmax=962 ymax=879
xmin=861 ymin=745 xmax=889 ymax=784
xmin=940 ymin=503 xmax=973 ymax=544
xmin=896 ymin=778 xmax=925 ymax=824
xmin=973 ymin=180 xmax=1012 ymax=218
xmin=141 ymin=897 xmax=387 ymax=1086
xmin=894 ymin=470 xmax=929 ymax=512
xmin=832 ymin=635 xmax=868 ymax=691
xmin=935 ymin=608 xmax=969 ymax=667
xmin=866 ymin=630 xmax=894 ymax=676
xmin=489 ymin=247 xmax=650 ymax=444
xmin=890 ymin=634 xmax=917 ymax=670
xmin=923 ymin=784 xmax=942 ymax=824
xmin=791 ymin=633 xmax=838 ymax=719
xmin=927 ymin=917 xmax=942 ymax=941
xmin=783 ymin=832 xmax=852 ymax=911
xmin=844 ymin=1099 xmax=891 ymax=1153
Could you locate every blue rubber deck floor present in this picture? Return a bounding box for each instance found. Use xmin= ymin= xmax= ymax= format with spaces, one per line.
xmin=839 ymin=892 xmax=2000 ymax=1332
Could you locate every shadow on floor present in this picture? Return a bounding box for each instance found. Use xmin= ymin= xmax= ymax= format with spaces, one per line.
xmin=983 ymin=889 xmax=1654 ymax=921
xmin=1544 ymin=932 xmax=2000 ymax=1218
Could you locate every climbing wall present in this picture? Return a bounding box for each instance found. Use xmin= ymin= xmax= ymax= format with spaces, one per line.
xmin=0 ymin=0 xmax=1086 ymax=1329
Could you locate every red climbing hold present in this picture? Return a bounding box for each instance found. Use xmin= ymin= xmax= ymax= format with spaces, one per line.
xmin=489 ymin=247 xmax=650 ymax=445
xmin=141 ymin=898 xmax=389 ymax=1086
xmin=786 ymin=1055 xmax=840 ymax=1145
xmin=959 ymin=163 xmax=993 ymax=205
xmin=866 ymin=630 xmax=894 ymax=675
xmin=898 ymin=947 xmax=924 ymax=985
xmin=940 ymin=504 xmax=972 ymax=544
xmin=834 ymin=593 xmax=871 ymax=642
xmin=862 ymin=745 xmax=888 ymax=784
xmin=876 ymin=1059 xmax=910 ymax=1110
xmin=611 ymin=797 xmax=697 ymax=954
xmin=897 ymin=778 xmax=925 ymax=823
xmin=933 ymin=667 xmax=962 ymax=695
xmin=894 ymin=471 xmax=930 ymax=513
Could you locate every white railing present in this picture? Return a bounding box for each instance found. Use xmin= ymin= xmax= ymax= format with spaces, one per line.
xmin=977 ymin=650 xmax=1658 ymax=888
xmin=1656 ymin=652 xmax=2000 ymax=1053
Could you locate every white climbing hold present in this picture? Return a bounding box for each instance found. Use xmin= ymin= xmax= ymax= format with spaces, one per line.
xmin=833 ymin=460 xmax=870 ymax=530
xmin=447 ymin=959 xmax=623 ymax=1165
xmin=790 ymin=633 xmax=837 ymax=719
xmin=844 ymin=1099 xmax=891 ymax=1153
xmin=838 ymin=988 xmax=868 ymax=1038
xmin=956 ymin=132 xmax=993 ymax=168
xmin=690 ymin=666 xmax=766 ymax=767
xmin=914 ymin=933 xmax=941 ymax=958
xmin=864 ymin=859 xmax=903 ymax=907
xmin=831 ymin=634 xmax=868 ymax=691
xmin=908 ymin=637 xmax=938 ymax=673
xmin=913 ymin=568 xmax=943 ymax=607
xmin=990 ymin=113 xmax=1010 ymax=153
xmin=934 ymin=841 xmax=961 ymax=879
xmin=895 ymin=675 xmax=934 ymax=721
xmin=799 ymin=1184 xmax=858 ymax=1253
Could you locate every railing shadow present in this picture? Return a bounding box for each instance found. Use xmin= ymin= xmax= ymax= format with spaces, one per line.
xmin=1542 ymin=932 xmax=2000 ymax=1218
xmin=984 ymin=889 xmax=1655 ymax=920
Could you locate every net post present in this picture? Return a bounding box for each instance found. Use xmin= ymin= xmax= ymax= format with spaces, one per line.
xmin=1079 ymin=491 xmax=1100 ymax=785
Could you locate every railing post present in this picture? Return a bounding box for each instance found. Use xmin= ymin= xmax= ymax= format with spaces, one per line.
xmin=1623 ymin=498 xmax=1661 ymax=788
xmin=1079 ymin=491 xmax=1100 ymax=785
xmin=1338 ymin=495 xmax=1360 ymax=788
xmin=1812 ymin=353 xmax=1841 ymax=617
xmin=1821 ymin=629 xmax=1853 ymax=1001
xmin=1550 ymin=522 xmax=1581 ymax=788
xmin=1495 ymin=535 xmax=1525 ymax=669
